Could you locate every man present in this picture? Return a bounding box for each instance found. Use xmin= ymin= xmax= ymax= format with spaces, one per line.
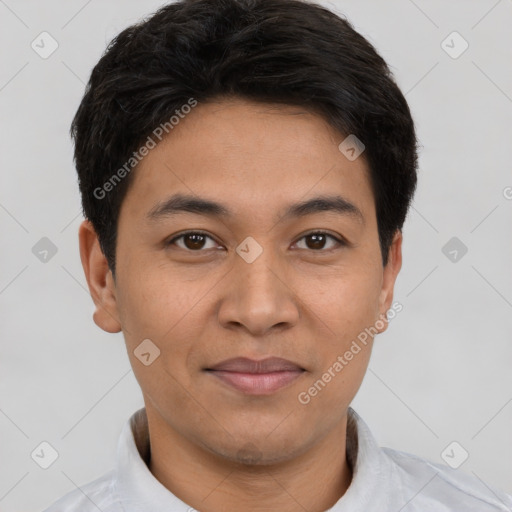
xmin=43 ymin=0 xmax=512 ymax=510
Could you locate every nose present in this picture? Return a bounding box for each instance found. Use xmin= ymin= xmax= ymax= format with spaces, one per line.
xmin=217 ymin=245 xmax=300 ymax=337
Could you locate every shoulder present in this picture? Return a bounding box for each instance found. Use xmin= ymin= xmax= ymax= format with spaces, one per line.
xmin=41 ymin=470 xmax=121 ymax=512
xmin=383 ymin=447 xmax=512 ymax=511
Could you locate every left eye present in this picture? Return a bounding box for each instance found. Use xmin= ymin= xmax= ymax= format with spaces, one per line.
xmin=294 ymin=232 xmax=344 ymax=251
xmin=167 ymin=231 xmax=344 ymax=252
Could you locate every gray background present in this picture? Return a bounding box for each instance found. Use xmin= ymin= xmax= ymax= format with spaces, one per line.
xmin=0 ymin=0 xmax=511 ymax=510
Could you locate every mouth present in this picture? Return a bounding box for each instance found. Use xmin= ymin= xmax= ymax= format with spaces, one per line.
xmin=204 ymin=357 xmax=306 ymax=395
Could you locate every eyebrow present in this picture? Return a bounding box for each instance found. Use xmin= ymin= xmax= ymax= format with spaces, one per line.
xmin=146 ymin=193 xmax=364 ymax=225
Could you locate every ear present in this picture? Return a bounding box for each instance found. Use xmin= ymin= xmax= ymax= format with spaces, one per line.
xmin=78 ymin=220 xmax=122 ymax=333
xmin=376 ymin=230 xmax=403 ymax=334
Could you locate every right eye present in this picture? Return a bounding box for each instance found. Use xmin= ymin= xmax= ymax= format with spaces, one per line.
xmin=167 ymin=231 xmax=221 ymax=252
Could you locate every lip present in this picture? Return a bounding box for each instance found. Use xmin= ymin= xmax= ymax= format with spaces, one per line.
xmin=205 ymin=357 xmax=305 ymax=395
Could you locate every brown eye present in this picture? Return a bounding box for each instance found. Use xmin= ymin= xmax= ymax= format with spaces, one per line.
xmin=168 ymin=232 xmax=218 ymax=251
xmin=295 ymin=232 xmax=344 ymax=251
xmin=183 ymin=233 xmax=206 ymax=250
xmin=306 ymin=233 xmax=328 ymax=250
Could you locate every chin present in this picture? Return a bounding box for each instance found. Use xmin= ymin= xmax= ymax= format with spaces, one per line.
xmin=203 ymin=432 xmax=309 ymax=467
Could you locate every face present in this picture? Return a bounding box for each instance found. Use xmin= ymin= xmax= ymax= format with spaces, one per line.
xmin=80 ymin=98 xmax=402 ymax=465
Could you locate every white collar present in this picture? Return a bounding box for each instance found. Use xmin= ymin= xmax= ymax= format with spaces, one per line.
xmin=113 ymin=406 xmax=405 ymax=511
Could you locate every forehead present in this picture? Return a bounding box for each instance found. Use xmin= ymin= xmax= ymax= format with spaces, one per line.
xmin=121 ymin=98 xmax=375 ymax=226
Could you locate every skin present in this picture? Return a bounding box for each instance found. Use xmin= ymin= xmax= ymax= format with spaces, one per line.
xmin=79 ymin=97 xmax=402 ymax=512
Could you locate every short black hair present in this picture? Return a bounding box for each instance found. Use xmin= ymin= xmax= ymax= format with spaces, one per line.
xmin=71 ymin=0 xmax=418 ymax=275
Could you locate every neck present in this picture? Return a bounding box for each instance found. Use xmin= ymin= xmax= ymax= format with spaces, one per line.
xmin=143 ymin=408 xmax=353 ymax=512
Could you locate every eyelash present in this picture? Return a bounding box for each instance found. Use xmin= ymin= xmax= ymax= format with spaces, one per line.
xmin=167 ymin=230 xmax=346 ymax=252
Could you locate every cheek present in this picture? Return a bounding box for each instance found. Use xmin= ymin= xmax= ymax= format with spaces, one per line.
xmin=296 ymin=279 xmax=377 ymax=416
xmin=296 ymin=264 xmax=381 ymax=393
xmin=302 ymin=261 xmax=382 ymax=333
xmin=115 ymin=265 xmax=216 ymax=394
xmin=116 ymin=263 xmax=207 ymax=342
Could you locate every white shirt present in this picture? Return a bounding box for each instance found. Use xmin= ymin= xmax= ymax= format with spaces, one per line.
xmin=42 ymin=407 xmax=512 ymax=511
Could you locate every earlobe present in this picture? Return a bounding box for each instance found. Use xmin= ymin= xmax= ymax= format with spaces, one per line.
xmin=78 ymin=220 xmax=122 ymax=333
xmin=377 ymin=230 xmax=403 ymax=333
